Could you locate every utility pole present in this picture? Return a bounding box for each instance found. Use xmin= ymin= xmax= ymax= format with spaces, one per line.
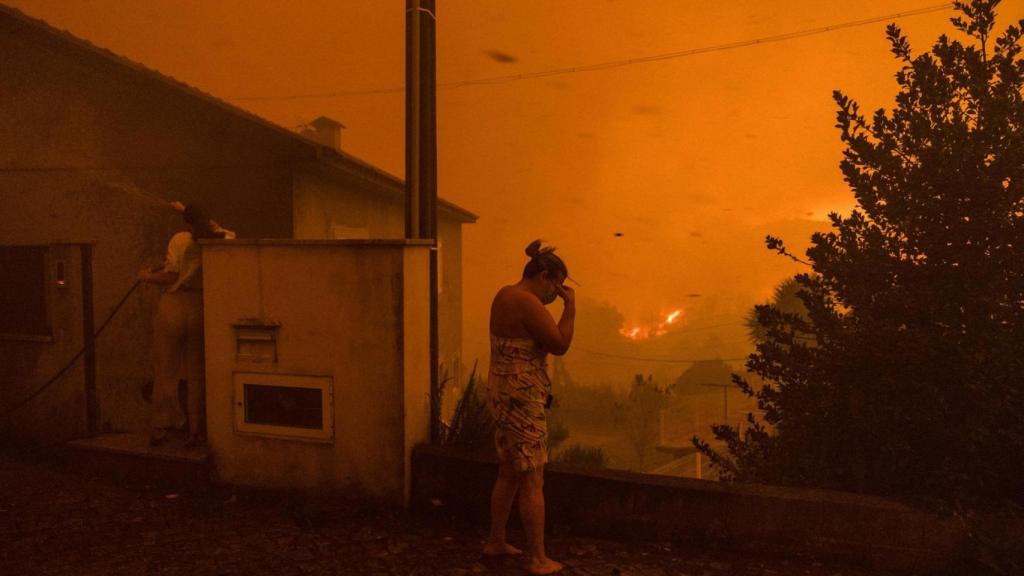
xmin=405 ymin=0 xmax=440 ymax=442
xmin=695 ymin=382 xmax=730 ymax=481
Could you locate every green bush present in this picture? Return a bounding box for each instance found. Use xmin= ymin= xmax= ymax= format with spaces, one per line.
xmin=439 ymin=363 xmax=495 ymax=455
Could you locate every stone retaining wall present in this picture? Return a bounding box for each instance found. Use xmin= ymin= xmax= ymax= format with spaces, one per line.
xmin=411 ymin=444 xmax=967 ymax=572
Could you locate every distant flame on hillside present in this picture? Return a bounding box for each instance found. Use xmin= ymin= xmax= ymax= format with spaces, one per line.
xmin=620 ymin=308 xmax=685 ymax=340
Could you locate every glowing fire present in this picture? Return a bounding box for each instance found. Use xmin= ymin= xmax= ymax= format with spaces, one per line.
xmin=620 ymin=308 xmax=685 ymax=340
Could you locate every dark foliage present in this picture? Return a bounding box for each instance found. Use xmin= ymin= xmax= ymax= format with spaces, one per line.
xmin=744 ymin=278 xmax=810 ymax=344
xmin=625 ymin=374 xmax=670 ymax=470
xmin=553 ymin=444 xmax=608 ymax=469
xmin=439 ymin=362 xmax=495 ymax=455
xmin=695 ymin=1 xmax=1024 ymax=516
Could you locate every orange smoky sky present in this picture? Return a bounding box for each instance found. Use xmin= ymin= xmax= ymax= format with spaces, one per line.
xmin=11 ymin=0 xmax=1024 ymax=371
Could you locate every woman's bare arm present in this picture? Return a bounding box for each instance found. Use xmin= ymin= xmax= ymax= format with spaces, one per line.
xmin=521 ymin=289 xmax=576 ymax=355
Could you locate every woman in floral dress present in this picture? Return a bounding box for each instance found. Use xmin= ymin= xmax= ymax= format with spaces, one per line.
xmin=482 ymin=240 xmax=575 ymax=575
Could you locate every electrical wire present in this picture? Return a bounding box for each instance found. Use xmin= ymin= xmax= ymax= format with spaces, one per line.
xmin=575 ymin=347 xmax=749 ymax=364
xmin=620 ymin=321 xmax=745 ymax=335
xmin=228 ymin=3 xmax=954 ymax=102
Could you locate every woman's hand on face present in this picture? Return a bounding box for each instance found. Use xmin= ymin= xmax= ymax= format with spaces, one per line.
xmin=557 ymin=284 xmax=576 ymax=306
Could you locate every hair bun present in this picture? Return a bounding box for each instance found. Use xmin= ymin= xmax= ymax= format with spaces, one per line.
xmin=525 ymin=239 xmax=557 ymax=259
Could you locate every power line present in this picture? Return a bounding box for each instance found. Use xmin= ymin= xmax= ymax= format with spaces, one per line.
xmin=612 ymin=321 xmax=748 ymax=340
xmin=629 ymin=321 xmax=745 ymax=334
xmin=228 ymin=3 xmax=954 ymax=102
xmin=576 ymin=347 xmax=749 ymax=364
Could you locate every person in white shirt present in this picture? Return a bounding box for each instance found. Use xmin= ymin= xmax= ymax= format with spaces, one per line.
xmin=139 ymin=201 xmax=234 ymax=447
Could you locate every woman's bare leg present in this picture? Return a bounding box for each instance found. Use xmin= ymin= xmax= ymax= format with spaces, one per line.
xmin=519 ymin=466 xmax=562 ymax=574
xmin=483 ymin=459 xmax=524 ymax=555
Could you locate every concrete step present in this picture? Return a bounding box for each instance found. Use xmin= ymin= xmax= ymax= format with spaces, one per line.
xmin=66 ymin=432 xmax=211 ymax=486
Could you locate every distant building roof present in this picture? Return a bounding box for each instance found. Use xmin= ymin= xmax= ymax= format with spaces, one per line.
xmin=310 ymin=116 xmax=346 ymax=130
xmin=0 ymin=2 xmax=477 ymax=223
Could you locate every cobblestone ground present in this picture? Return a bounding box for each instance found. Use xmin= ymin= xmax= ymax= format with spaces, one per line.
xmin=0 ymin=455 xmax=892 ymax=576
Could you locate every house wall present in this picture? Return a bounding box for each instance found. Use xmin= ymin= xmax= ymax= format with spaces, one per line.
xmin=0 ymin=10 xmax=474 ymax=448
xmin=0 ymin=244 xmax=88 ymax=446
xmin=202 ymin=240 xmax=431 ymax=504
xmin=436 ymin=217 xmax=465 ymax=419
xmin=292 ymin=170 xmax=467 ymax=406
xmin=0 ymin=13 xmax=302 ymax=441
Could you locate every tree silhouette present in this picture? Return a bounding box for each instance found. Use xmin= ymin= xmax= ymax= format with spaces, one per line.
xmin=696 ymin=1 xmax=1024 ymax=512
xmin=625 ymin=374 xmax=670 ymax=470
xmin=744 ymin=278 xmax=810 ymax=344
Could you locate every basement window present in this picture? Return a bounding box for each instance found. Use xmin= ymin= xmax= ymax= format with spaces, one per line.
xmin=233 ymin=372 xmax=333 ymax=441
xmin=0 ymin=246 xmax=50 ymax=340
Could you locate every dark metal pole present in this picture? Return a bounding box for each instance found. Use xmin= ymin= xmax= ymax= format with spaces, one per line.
xmin=405 ymin=0 xmax=421 ymax=239
xmin=406 ymin=0 xmax=440 ymax=443
xmin=80 ymin=244 xmax=98 ymax=436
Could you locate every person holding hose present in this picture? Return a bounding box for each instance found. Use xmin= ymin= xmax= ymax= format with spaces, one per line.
xmin=139 ymin=201 xmax=233 ymax=447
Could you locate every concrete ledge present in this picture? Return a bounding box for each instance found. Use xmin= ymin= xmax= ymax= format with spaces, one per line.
xmin=66 ymin=433 xmax=211 ymax=487
xmin=411 ymin=444 xmax=966 ymax=572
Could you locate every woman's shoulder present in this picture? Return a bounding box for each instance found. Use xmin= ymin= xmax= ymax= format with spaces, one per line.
xmin=493 ymin=284 xmax=532 ymax=306
xmin=492 ymin=285 xmax=545 ymax=323
xmin=491 ymin=286 xmax=528 ymax=339
xmin=169 ymin=231 xmax=194 ymax=243
xmin=491 ymin=285 xmax=526 ymax=318
xmin=167 ymin=231 xmax=194 ymax=250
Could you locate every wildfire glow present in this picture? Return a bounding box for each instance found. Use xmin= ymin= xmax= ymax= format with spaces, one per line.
xmin=620 ymin=308 xmax=685 ymax=341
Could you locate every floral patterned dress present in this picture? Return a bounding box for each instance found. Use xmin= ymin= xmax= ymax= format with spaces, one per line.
xmin=487 ymin=334 xmax=551 ymax=472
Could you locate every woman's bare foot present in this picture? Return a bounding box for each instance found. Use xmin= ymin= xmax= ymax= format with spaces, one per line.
xmin=481 ymin=541 xmax=523 ymax=557
xmin=526 ymin=556 xmax=563 ymax=575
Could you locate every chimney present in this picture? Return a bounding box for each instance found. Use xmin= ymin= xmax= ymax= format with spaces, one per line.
xmin=301 ymin=116 xmax=345 ymax=151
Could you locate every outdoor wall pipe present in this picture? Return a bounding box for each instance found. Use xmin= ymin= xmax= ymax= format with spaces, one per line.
xmin=406 ymin=0 xmax=441 ymax=442
xmin=81 ymin=244 xmax=99 ymax=436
